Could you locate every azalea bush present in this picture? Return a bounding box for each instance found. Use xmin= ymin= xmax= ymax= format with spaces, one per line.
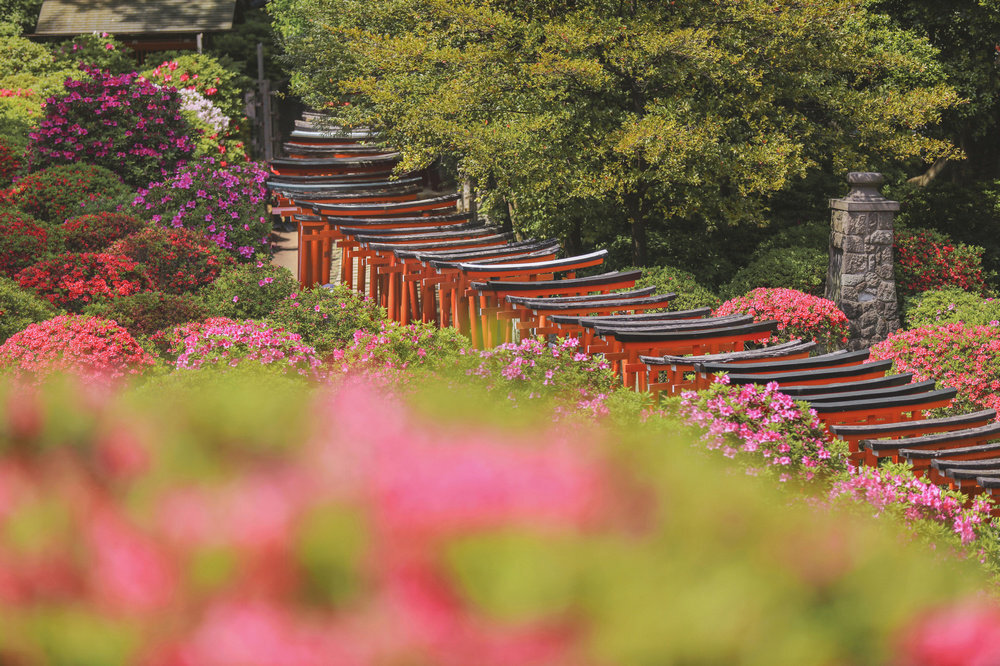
xmin=265 ymin=285 xmax=386 ymax=356
xmin=82 ymin=291 xmax=209 ymax=338
xmin=200 ymin=259 xmax=297 ymax=319
xmin=678 ymin=375 xmax=848 ymax=481
xmin=108 ymin=226 xmax=235 ymax=294
xmin=0 ymin=314 xmax=155 ymax=382
xmin=459 ymin=337 xmax=615 ymax=411
xmin=905 ymin=287 xmax=1000 ymax=329
xmin=1 ymin=163 xmax=131 ymax=224
xmin=28 ymin=68 xmax=196 ymax=188
xmin=894 ymin=227 xmax=993 ymax=298
xmin=16 ymin=252 xmax=151 ymax=312
xmin=0 ymin=136 xmax=21 ymax=187
xmin=50 ymin=33 xmax=134 ymax=74
xmin=721 ymin=246 xmax=827 ymax=299
xmin=133 ymin=159 xmax=270 ymax=259
xmin=715 ymin=287 xmax=850 ymax=349
xmin=0 ymin=210 xmax=48 ymax=277
xmin=0 ymin=374 xmax=990 ymax=664
xmin=331 ymin=321 xmax=469 ymax=378
xmin=828 ymin=462 xmax=995 ymax=552
xmin=140 ymin=53 xmax=249 ymax=119
xmin=871 ymin=323 xmax=1000 ymax=415
xmin=176 ymin=88 xmax=248 ymax=161
xmin=162 ymin=317 xmax=322 ymax=378
xmin=60 ymin=211 xmax=145 ymax=252
xmin=0 ymin=276 xmax=58 ymax=343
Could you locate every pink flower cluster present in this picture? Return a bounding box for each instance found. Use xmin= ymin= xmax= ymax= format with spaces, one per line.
xmin=27 ymin=67 xmax=195 ymax=187
xmin=715 ymin=287 xmax=850 ymax=349
xmin=679 ymin=375 xmax=845 ymax=480
xmin=828 ymin=465 xmax=992 ymax=545
xmin=0 ymin=380 xmax=607 ymax=664
xmin=166 ymin=318 xmax=322 ymax=378
xmin=467 ymin=337 xmax=615 ymax=409
xmin=0 ymin=315 xmax=155 ymax=383
xmin=870 ymin=323 xmax=1000 ymax=415
xmin=133 ymin=159 xmax=271 ymax=259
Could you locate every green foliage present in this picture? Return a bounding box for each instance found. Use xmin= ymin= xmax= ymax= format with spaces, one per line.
xmin=82 ymin=291 xmax=210 ymax=339
xmin=0 ymin=276 xmax=58 ymax=342
xmin=207 ymin=3 xmax=288 ymax=81
xmin=200 ymin=259 xmax=298 ymax=320
xmin=265 ymin=285 xmax=386 ymax=356
xmin=905 ymin=287 xmax=1000 ymax=328
xmin=752 ymin=220 xmax=830 ymax=256
xmin=273 ymin=0 xmax=960 ymax=264
xmin=868 ymin=0 xmax=1000 ymax=181
xmin=0 ymin=0 xmax=41 ymax=34
xmin=51 ymin=34 xmax=134 ymax=74
xmin=626 ymin=265 xmax=720 ymax=311
xmin=721 ymin=246 xmax=827 ymax=299
xmin=0 ymin=34 xmax=79 ymax=150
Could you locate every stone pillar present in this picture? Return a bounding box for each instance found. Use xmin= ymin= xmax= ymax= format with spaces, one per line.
xmin=826 ymin=172 xmax=900 ymax=350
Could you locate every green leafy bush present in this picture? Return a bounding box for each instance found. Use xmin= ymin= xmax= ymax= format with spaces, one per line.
xmin=51 ymin=33 xmax=134 ymax=74
xmin=200 ymin=258 xmax=298 ymax=319
xmin=2 ymin=164 xmax=132 ymax=224
xmin=628 ymin=265 xmax=720 ymax=311
xmin=0 ymin=136 xmax=23 ymax=187
xmin=905 ymin=288 xmax=1000 ymax=328
xmin=750 ymin=220 xmax=829 ymax=256
xmin=266 ymin=285 xmax=386 ymax=356
xmin=0 ymin=276 xmax=57 ymax=342
xmin=721 ymin=246 xmax=827 ymax=299
xmin=0 ymin=209 xmax=50 ymax=277
xmin=82 ymin=291 xmax=209 ymax=338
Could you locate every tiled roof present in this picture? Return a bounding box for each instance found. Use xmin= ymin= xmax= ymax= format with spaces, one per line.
xmin=34 ymin=0 xmax=235 ymax=36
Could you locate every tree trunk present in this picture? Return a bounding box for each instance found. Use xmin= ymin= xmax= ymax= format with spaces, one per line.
xmin=625 ymin=191 xmax=648 ymax=266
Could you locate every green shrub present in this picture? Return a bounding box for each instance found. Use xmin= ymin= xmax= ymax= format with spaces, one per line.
xmin=0 ymin=136 xmax=23 ymax=187
xmin=905 ymin=288 xmax=1000 ymax=329
xmin=266 ymin=285 xmax=386 ymax=356
xmin=3 ymin=164 xmax=132 ymax=224
xmin=721 ymin=246 xmax=827 ymax=299
xmin=0 ymin=276 xmax=58 ymax=342
xmin=627 ymin=265 xmax=720 ymax=311
xmin=82 ymin=291 xmax=209 ymax=338
xmin=51 ymin=33 xmax=134 ymax=74
xmin=751 ymin=220 xmax=829 ymax=255
xmin=0 ymin=209 xmax=50 ymax=277
xmin=200 ymin=258 xmax=298 ymax=319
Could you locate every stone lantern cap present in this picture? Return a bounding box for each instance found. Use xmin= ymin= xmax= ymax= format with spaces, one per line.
xmin=830 ymin=171 xmax=900 ymax=212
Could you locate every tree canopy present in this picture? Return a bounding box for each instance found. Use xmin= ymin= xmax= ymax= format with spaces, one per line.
xmin=271 ymin=0 xmax=961 ymax=265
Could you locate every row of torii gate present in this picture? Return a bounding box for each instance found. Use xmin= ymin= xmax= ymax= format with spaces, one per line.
xmin=268 ymin=111 xmax=1000 ymax=513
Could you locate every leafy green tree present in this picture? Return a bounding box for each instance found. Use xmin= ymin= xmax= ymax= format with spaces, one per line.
xmin=866 ymin=0 xmax=1000 ymax=182
xmin=272 ymin=0 xmax=960 ymax=265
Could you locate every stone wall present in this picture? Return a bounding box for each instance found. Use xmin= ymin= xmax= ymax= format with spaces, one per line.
xmin=826 ymin=172 xmax=900 ymax=349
